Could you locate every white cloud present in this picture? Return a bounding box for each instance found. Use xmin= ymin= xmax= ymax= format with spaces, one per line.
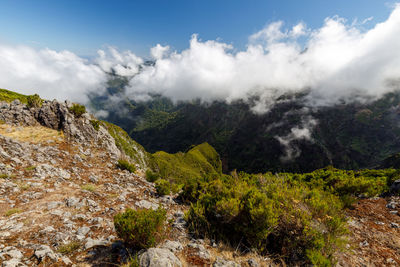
xmin=122 ymin=4 xmax=400 ymax=110
xmin=0 ymin=44 xmax=106 ymax=102
xmin=95 ymin=47 xmax=143 ymax=76
xmin=1 ymin=4 xmax=400 ymax=110
xmin=150 ymin=44 xmax=170 ymax=60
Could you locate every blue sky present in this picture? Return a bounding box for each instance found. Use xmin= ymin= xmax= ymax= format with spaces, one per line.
xmin=0 ymin=0 xmax=395 ymax=57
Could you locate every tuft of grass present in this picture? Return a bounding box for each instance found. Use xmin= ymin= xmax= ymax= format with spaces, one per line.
xmin=5 ymin=208 xmax=22 ymax=217
xmin=117 ymin=159 xmax=136 ymax=173
xmin=25 ymin=166 xmax=36 ymax=171
xmin=17 ymin=182 xmax=30 ymax=191
xmin=0 ymin=173 xmax=9 ymax=179
xmin=57 ymin=241 xmax=81 ymax=254
xmin=81 ymin=184 xmax=96 ymax=192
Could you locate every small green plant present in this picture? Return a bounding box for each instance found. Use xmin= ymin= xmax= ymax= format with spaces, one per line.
xmin=81 ymin=184 xmax=96 ymax=192
xmin=0 ymin=173 xmax=8 ymax=179
xmin=57 ymin=241 xmax=81 ymax=254
xmin=117 ymin=159 xmax=136 ymax=173
xmin=145 ymin=170 xmax=160 ymax=182
xmin=114 ymin=208 xmax=167 ymax=250
xmin=90 ymin=120 xmax=100 ymax=131
xmin=25 ymin=166 xmax=36 ymax=171
xmin=27 ymin=94 xmax=43 ymax=108
xmin=69 ymin=103 xmax=86 ymax=117
xmin=155 ymin=179 xmax=171 ymax=196
xmin=5 ymin=208 xmax=22 ymax=217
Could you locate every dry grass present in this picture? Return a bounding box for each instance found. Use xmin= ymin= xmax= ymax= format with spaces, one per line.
xmin=0 ymin=124 xmax=64 ymax=144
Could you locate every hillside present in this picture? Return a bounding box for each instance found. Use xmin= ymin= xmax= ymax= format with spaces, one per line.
xmin=0 ymin=89 xmax=399 ymax=266
xmin=89 ymin=77 xmax=400 ymax=173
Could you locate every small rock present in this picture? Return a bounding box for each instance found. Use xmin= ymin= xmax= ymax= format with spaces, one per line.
xmin=391 ymin=222 xmax=399 ymax=228
xmin=77 ymin=226 xmax=90 ymax=236
xmin=139 ymin=248 xmax=182 ymax=267
xmin=84 ymin=238 xmax=110 ymax=250
xmin=34 ymin=245 xmax=57 ymax=262
xmin=89 ymin=175 xmax=98 ymax=183
xmin=386 ymin=202 xmax=397 ymax=209
xmin=47 ymin=201 xmax=62 ymax=210
xmin=136 ymin=200 xmax=159 ymax=210
xmin=213 ymin=257 xmax=240 ymax=267
xmin=160 ymin=240 xmax=183 ymax=252
xmin=248 ymin=258 xmax=260 ymax=267
xmin=2 ymin=258 xmax=27 ymax=267
xmin=61 ymin=256 xmax=73 ymax=265
xmin=359 ymin=240 xmax=369 ymax=247
xmin=187 ymin=242 xmax=211 ymax=260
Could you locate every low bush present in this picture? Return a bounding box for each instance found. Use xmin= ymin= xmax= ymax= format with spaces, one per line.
xmin=155 ymin=179 xmax=171 ymax=195
xmin=114 ymin=208 xmax=167 ymax=249
xmin=185 ymin=172 xmax=347 ymax=266
xmin=117 ymin=159 xmax=136 ymax=173
xmin=69 ymin=103 xmax=86 ymax=117
xmin=145 ymin=170 xmax=160 ymax=182
xmin=27 ymin=94 xmax=43 ymax=108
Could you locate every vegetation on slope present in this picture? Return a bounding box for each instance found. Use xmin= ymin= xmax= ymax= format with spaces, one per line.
xmin=89 ymin=75 xmax=400 ymax=173
xmin=0 ymin=88 xmax=44 ymax=105
xmin=100 ymin=120 xmax=151 ymax=169
xmin=151 ymin=142 xmax=222 ymax=184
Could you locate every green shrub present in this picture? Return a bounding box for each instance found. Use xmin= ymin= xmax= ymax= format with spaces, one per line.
xmin=90 ymin=120 xmax=100 ymax=131
xmin=155 ymin=179 xmax=171 ymax=195
xmin=114 ymin=208 xmax=167 ymax=249
xmin=117 ymin=159 xmax=136 ymax=173
xmin=69 ymin=103 xmax=86 ymax=117
xmin=27 ymin=94 xmax=43 ymax=108
xmin=145 ymin=170 xmax=160 ymax=182
xmin=185 ymin=172 xmax=347 ymax=265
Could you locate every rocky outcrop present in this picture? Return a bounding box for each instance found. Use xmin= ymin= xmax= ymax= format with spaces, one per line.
xmin=0 ymin=99 xmax=120 ymax=160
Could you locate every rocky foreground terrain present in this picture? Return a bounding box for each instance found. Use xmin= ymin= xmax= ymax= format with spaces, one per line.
xmin=0 ymin=99 xmax=399 ymax=266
